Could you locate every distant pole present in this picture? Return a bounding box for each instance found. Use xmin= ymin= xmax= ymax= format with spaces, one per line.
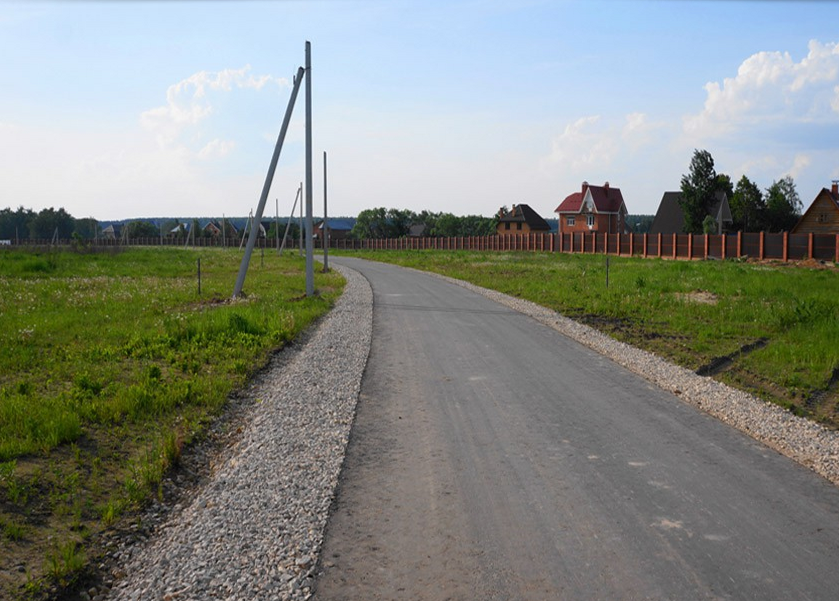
xmin=232 ymin=64 xmax=305 ymax=297
xmin=322 ymin=150 xmax=329 ymax=272
xmin=275 ymin=198 xmax=280 ymax=252
xmin=280 ymin=185 xmax=301 ymax=256
xmin=298 ymin=182 xmax=304 ymax=257
xmin=222 ymin=214 xmax=226 ymax=248
xmin=304 ymin=40 xmax=314 ymax=297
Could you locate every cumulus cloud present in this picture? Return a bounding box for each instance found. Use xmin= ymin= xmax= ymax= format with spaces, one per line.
xmin=141 ymin=65 xmax=288 ymax=148
xmin=543 ymin=112 xmax=666 ymax=174
xmin=683 ymin=39 xmax=839 ymax=141
xmin=198 ymin=138 xmax=236 ymax=160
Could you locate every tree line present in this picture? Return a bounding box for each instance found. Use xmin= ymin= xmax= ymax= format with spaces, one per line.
xmin=680 ymin=149 xmax=803 ymax=234
xmin=350 ymin=208 xmax=497 ymax=239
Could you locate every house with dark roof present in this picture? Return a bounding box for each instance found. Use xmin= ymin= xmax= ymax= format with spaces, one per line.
xmin=496 ymin=204 xmax=551 ymax=236
xmin=649 ymin=191 xmax=732 ymax=235
xmin=315 ymin=218 xmax=355 ymax=242
xmin=555 ymin=182 xmax=627 ymax=235
xmin=791 ymin=181 xmax=839 ymax=235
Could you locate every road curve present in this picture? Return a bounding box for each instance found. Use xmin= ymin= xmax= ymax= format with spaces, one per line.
xmin=314 ymin=257 xmax=839 ymax=601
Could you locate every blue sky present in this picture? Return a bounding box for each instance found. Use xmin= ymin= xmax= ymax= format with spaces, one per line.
xmin=1 ymin=0 xmax=838 ymax=221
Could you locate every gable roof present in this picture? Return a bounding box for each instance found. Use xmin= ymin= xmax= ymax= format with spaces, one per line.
xmin=315 ymin=218 xmax=355 ymax=231
xmin=497 ymin=204 xmax=551 ymax=231
xmin=791 ymin=185 xmax=839 ymax=233
xmin=649 ymin=191 xmax=731 ymax=235
xmin=555 ymin=182 xmax=626 ymax=215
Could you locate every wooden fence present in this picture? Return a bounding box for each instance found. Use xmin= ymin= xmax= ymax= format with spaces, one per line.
xmin=8 ymin=231 xmax=839 ymax=262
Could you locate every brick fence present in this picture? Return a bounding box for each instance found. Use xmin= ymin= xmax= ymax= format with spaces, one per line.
xmin=8 ymin=231 xmax=839 ymax=262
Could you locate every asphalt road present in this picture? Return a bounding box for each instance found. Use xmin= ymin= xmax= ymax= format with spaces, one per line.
xmin=313 ymin=257 xmax=839 ymax=601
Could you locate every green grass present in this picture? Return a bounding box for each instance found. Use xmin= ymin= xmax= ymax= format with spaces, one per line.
xmin=335 ymin=249 xmax=839 ymax=423
xmin=0 ymin=246 xmax=343 ymax=598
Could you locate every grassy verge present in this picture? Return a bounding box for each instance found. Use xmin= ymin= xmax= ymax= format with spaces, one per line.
xmin=0 ymin=246 xmax=343 ymax=599
xmin=335 ymin=249 xmax=839 ymax=424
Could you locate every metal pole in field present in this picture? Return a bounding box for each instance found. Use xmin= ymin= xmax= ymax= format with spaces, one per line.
xmin=233 ymin=65 xmax=305 ymax=298
xmin=275 ymin=198 xmax=279 ymax=252
xmin=322 ymin=150 xmax=329 ymax=272
xmin=304 ymin=40 xmax=314 ymax=297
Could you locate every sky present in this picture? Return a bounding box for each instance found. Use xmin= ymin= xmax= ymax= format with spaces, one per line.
xmin=1 ymin=0 xmax=838 ymax=221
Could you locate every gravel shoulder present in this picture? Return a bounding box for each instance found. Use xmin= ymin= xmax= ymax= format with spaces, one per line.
xmin=103 ymin=258 xmax=839 ymax=601
xmin=106 ymin=263 xmax=372 ymax=601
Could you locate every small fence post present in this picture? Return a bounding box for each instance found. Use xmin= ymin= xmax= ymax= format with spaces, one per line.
xmin=808 ymin=233 xmax=814 ymax=260
xmin=783 ymin=231 xmax=789 ymax=262
xmin=737 ymin=231 xmax=742 ymax=258
xmin=704 ymin=234 xmax=709 ymax=259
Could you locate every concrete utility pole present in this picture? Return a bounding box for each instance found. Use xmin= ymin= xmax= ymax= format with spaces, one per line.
xmin=305 ymin=40 xmax=315 ymax=297
xmin=322 ymin=150 xmax=329 ymax=272
xmin=233 ymin=64 xmax=305 ymax=298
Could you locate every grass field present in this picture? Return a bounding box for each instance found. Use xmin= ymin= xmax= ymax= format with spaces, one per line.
xmin=0 ymin=246 xmax=343 ymax=599
xmin=335 ymin=249 xmax=839 ymax=424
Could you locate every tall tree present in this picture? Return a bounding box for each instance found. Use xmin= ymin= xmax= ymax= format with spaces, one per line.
xmin=73 ymin=217 xmax=100 ymax=239
xmin=0 ymin=207 xmax=35 ymax=240
xmin=124 ymin=220 xmax=159 ymax=238
xmin=679 ymin=149 xmax=718 ymax=234
xmin=729 ymin=175 xmax=765 ymax=232
xmin=764 ymin=176 xmax=802 ymax=232
xmin=29 ymin=207 xmax=75 ymax=239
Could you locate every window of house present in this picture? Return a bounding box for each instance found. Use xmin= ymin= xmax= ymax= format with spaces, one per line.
xmin=504 ymin=222 xmax=510 ymax=230
xmin=517 ymin=222 xmax=522 ymax=230
xmin=587 ymin=214 xmax=595 ymax=227
xmin=567 ymin=216 xmax=575 ymax=226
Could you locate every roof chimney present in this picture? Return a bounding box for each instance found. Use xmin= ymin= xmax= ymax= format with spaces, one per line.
xmin=582 ymin=181 xmax=589 ymax=193
xmin=832 ymin=180 xmax=838 ymax=197
xmin=604 ymin=181 xmax=610 ymax=190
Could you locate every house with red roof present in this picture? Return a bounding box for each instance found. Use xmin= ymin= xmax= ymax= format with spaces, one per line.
xmin=555 ymin=181 xmax=628 ymax=235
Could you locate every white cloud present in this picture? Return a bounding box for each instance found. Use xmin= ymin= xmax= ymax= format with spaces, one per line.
xmin=198 ymin=138 xmax=236 ymax=160
xmin=140 ymin=65 xmax=289 ymax=148
xmin=543 ymin=112 xmax=666 ymax=174
xmin=788 ymin=153 xmax=812 ymax=179
xmin=683 ymin=39 xmax=839 ymax=141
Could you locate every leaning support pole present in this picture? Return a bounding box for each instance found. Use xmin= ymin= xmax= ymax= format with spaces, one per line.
xmin=279 ymin=185 xmax=302 ymax=256
xmin=233 ymin=65 xmax=305 ymax=298
xmin=304 ymin=41 xmax=314 ymax=297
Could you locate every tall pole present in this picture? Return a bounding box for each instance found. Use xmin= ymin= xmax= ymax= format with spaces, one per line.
xmin=304 ymin=40 xmax=314 ymax=297
xmin=233 ymin=65 xmax=305 ymax=297
xmin=322 ymin=150 xmax=329 ymax=272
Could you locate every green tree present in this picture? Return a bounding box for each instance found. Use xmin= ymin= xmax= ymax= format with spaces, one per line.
xmin=729 ymin=175 xmax=765 ymax=232
xmin=0 ymin=207 xmax=35 ymax=240
xmin=764 ymin=176 xmax=802 ymax=232
xmin=702 ymin=215 xmax=718 ymax=235
xmin=29 ymin=207 xmax=75 ymax=239
xmin=351 ymin=207 xmax=417 ymax=239
xmin=124 ymin=220 xmax=159 ymax=239
xmin=73 ymin=217 xmax=100 ymax=240
xmin=679 ymin=149 xmax=718 ymax=234
xmin=715 ymin=173 xmax=734 ymax=200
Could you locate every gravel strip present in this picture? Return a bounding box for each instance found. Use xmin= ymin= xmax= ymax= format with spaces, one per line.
xmin=106 ymin=263 xmax=372 ymax=601
xmin=429 ymin=270 xmax=839 ymax=487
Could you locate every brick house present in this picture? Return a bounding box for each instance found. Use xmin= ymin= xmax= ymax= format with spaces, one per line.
xmin=496 ymin=204 xmax=551 ymax=236
xmin=791 ymin=181 xmax=839 ymax=235
xmin=555 ymin=182 xmax=627 ymax=235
